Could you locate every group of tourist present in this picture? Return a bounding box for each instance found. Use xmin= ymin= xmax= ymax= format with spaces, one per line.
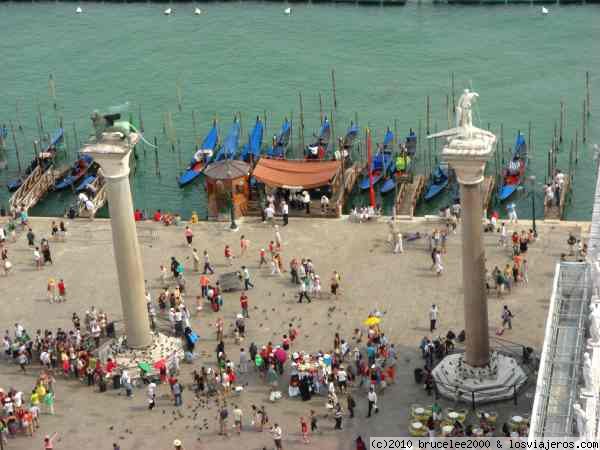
xmin=544 ymin=169 xmax=566 ymax=208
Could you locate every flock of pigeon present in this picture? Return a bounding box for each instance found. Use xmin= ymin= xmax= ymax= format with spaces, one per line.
xmin=75 ymin=5 xmax=293 ymax=15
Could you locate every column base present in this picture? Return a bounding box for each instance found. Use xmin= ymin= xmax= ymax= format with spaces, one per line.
xmin=432 ymin=352 xmax=527 ymax=403
xmin=97 ymin=332 xmax=184 ymax=373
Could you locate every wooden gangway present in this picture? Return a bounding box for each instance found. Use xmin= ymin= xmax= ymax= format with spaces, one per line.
xmin=9 ymin=165 xmax=68 ymax=214
xmin=78 ymin=171 xmax=107 ymax=219
xmin=395 ymin=174 xmax=425 ymax=217
xmin=544 ymin=175 xmax=571 ymax=220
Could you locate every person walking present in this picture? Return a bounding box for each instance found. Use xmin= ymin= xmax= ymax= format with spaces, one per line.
xmin=506 ymin=202 xmax=518 ymax=223
xmin=334 ymin=403 xmax=343 ymax=430
xmin=34 ymin=246 xmax=42 ymax=270
xmin=233 ymin=404 xmax=243 ymax=435
xmin=203 ymin=250 xmax=215 ymax=274
xmin=184 ymin=226 xmax=193 ymax=247
xmin=27 ymin=228 xmax=35 ymax=246
xmin=282 ymin=200 xmax=289 ymax=226
xmin=297 ymin=279 xmax=311 ymax=304
xmin=501 ymin=305 xmax=513 ymax=330
xmin=259 ymin=248 xmax=268 ymax=268
xmin=240 ymin=292 xmax=250 ymax=318
xmin=271 ymin=423 xmax=283 ymax=449
xmin=43 ymin=432 xmax=59 ymax=450
xmin=499 ymin=222 xmax=507 ymax=248
xmin=225 ymin=245 xmax=233 ymax=266
xmin=192 ymin=248 xmax=201 ymax=272
xmin=330 ymin=271 xmax=341 ymax=299
xmin=241 ymin=266 xmax=254 ymax=290
xmin=57 ymin=279 xmax=66 ymax=302
xmin=347 ymin=393 xmax=356 ymax=418
xmin=429 ymin=304 xmax=438 ymax=332
xmin=393 ymin=230 xmax=403 ymax=254
xmin=367 ymin=386 xmax=378 ymax=417
xmin=171 ymin=378 xmax=183 ymax=406
xmin=300 ymin=416 xmax=309 ymax=444
xmin=433 ymin=249 xmax=444 ymax=276
xmin=310 ymin=410 xmax=318 ymax=433
xmin=240 ymin=235 xmax=250 ymax=257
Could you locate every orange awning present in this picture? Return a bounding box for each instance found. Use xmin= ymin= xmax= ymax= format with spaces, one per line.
xmin=252 ymin=159 xmax=341 ymax=189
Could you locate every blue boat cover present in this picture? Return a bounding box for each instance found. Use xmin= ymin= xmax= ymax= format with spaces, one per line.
xmin=343 ymin=123 xmax=359 ymax=147
xmin=383 ymin=129 xmax=394 ymax=148
xmin=49 ymin=128 xmax=64 ymax=147
xmin=358 ymin=153 xmax=393 ymax=190
xmin=201 ymin=124 xmax=219 ymax=152
xmin=267 ymin=119 xmax=291 ymax=158
xmin=241 ymin=119 xmax=264 ymax=161
xmin=319 ymin=118 xmax=331 ymax=143
xmin=54 ymin=154 xmax=93 ymax=190
xmin=75 ymin=174 xmax=96 ymax=193
xmin=424 ymin=165 xmax=449 ymax=201
xmin=215 ymin=120 xmax=240 ymax=161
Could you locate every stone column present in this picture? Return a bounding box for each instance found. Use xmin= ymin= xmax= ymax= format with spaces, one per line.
xmin=457 ymin=177 xmax=490 ymax=367
xmin=83 ymin=135 xmax=151 ymax=348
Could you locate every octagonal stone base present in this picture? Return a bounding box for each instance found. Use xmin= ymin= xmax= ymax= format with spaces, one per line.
xmin=432 ymin=352 xmax=528 ymax=403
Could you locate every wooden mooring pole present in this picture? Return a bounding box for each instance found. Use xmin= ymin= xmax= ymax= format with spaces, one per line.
xmin=299 ymin=92 xmax=305 ymax=152
xmin=586 ymin=71 xmax=591 ymax=118
xmin=331 ymin=69 xmax=338 ymax=111
xmin=154 ymin=137 xmax=160 ymax=176
xmin=559 ymin=100 xmax=564 ymax=144
xmin=9 ymin=120 xmax=22 ymax=173
xmin=451 ymin=72 xmax=456 ymax=114
xmin=575 ymin=129 xmax=579 ymax=165
xmin=319 ymin=93 xmax=324 ymax=125
xmin=583 ymin=99 xmax=587 ymax=144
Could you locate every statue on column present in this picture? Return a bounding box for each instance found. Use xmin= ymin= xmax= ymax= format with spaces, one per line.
xmin=456 ymin=89 xmax=479 ymax=129
xmin=582 ymin=352 xmax=593 ymax=392
xmin=573 ymin=403 xmax=588 ymax=436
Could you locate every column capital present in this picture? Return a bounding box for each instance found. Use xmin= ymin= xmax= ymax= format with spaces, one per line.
xmin=442 ymin=130 xmax=496 ymax=185
xmin=81 ymin=132 xmax=140 ymax=179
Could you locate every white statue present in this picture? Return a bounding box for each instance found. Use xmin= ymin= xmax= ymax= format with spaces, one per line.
xmin=582 ymin=352 xmax=593 ymax=392
xmin=573 ymin=403 xmax=588 ymax=436
xmin=589 ymin=303 xmax=600 ymax=343
xmin=456 ymin=89 xmax=480 ymax=129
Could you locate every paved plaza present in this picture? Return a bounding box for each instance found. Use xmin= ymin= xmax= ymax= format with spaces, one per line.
xmin=0 ymin=215 xmax=584 ymax=450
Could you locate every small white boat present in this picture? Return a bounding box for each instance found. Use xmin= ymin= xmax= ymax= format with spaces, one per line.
xmin=284 ymin=7 xmax=291 ymax=15
xmin=194 ymin=7 xmax=202 ymax=15
xmin=541 ymin=6 xmax=549 ymax=15
xmin=164 ymin=7 xmax=173 ymax=16
xmin=76 ymin=6 xmax=83 ymax=14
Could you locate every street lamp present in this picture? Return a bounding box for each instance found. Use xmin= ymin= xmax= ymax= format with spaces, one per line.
xmin=227 ymin=169 xmax=238 ymax=231
xmin=529 ymin=175 xmax=537 ymax=237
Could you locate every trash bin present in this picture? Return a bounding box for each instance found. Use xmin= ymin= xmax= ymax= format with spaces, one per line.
xmin=414 ymin=368 xmax=423 ymax=384
xmin=112 ymin=374 xmax=121 ymax=390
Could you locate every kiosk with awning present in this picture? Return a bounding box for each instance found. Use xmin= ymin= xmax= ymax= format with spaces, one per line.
xmin=251 ymin=159 xmax=344 ymax=217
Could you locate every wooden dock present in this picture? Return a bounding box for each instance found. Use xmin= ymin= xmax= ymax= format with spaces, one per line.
xmin=395 ymin=174 xmax=425 ymax=218
xmin=78 ymin=171 xmax=107 ymax=219
xmin=9 ymin=165 xmax=68 ymax=214
xmin=482 ymin=175 xmax=496 ymax=212
xmin=544 ymin=175 xmax=571 ymax=220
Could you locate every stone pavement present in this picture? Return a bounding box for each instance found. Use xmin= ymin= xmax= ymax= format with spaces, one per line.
xmin=0 ymin=215 xmax=583 ymax=450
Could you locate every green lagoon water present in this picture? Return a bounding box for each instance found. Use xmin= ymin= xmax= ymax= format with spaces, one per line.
xmin=0 ymin=2 xmax=599 ymax=219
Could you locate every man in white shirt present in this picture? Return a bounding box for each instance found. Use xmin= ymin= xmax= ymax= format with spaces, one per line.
xmin=321 ymin=195 xmax=330 ymax=214
xmin=271 ymin=423 xmax=283 ymax=449
xmin=367 ymin=386 xmax=378 ymax=417
xmin=281 ymin=200 xmax=289 ymax=226
xmin=265 ymin=204 xmax=275 ymax=223
xmin=499 ymin=223 xmax=507 ymax=248
xmin=429 ymin=304 xmax=438 ymax=332
xmin=303 ymin=191 xmax=311 ymax=214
